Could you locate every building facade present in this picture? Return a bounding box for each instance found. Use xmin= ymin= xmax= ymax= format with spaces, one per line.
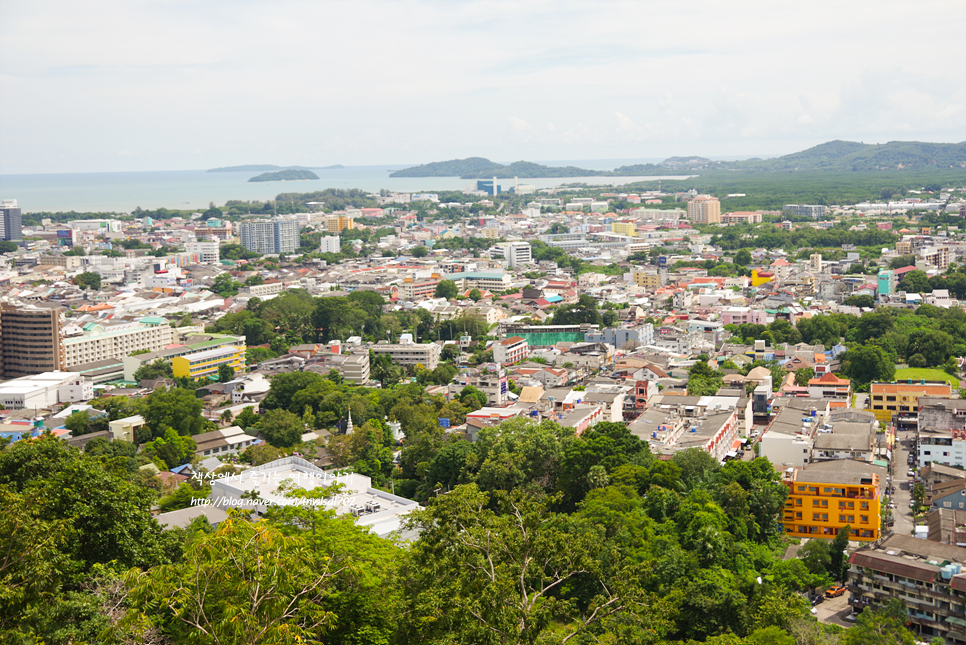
xmin=184 ymin=242 xmax=220 ymax=264
xmin=783 ymin=204 xmax=828 ymax=219
xmin=871 ymin=381 xmax=954 ymax=424
xmin=782 ymin=468 xmax=881 ymax=541
xmin=0 ymin=302 xmax=65 ymax=379
xmin=370 ymin=342 xmax=441 ymax=371
xmin=0 ymin=199 xmax=23 ymax=242
xmin=63 ymin=317 xmax=172 ymax=368
xmin=494 ymin=336 xmax=529 ymax=365
xmin=171 ymin=345 xmax=247 ymax=379
xmin=687 ymin=195 xmax=721 ymax=224
xmin=238 ymin=219 xmax=300 ymax=254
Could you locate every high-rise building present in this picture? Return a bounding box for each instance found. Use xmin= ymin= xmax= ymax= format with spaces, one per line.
xmin=783 ymin=204 xmax=827 ymax=219
xmin=0 ymin=302 xmax=65 ymax=379
xmin=0 ymin=200 xmax=23 ymax=242
xmin=238 ymin=219 xmax=299 ymax=254
xmin=319 ymin=236 xmax=340 ymax=254
xmin=322 ymin=216 xmax=354 ymax=234
xmin=686 ymin=195 xmax=721 ymax=224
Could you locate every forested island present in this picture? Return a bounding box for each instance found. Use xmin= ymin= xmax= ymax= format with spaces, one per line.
xmin=248 ymin=169 xmax=320 ymax=182
xmin=390 ymin=140 xmax=966 ymax=178
xmin=209 ymin=164 xmax=344 ymax=173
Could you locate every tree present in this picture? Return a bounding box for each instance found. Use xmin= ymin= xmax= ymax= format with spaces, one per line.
xmin=72 ymin=271 xmax=102 ymax=290
xmin=144 ymin=427 xmax=198 ymax=469
xmin=140 ymin=387 xmax=205 ymax=440
xmin=120 ymin=518 xmax=346 ymax=644
xmin=258 ymin=408 xmax=304 ymax=448
xmin=467 ymin=288 xmax=482 ymax=302
xmin=217 ymin=363 xmax=235 ymax=383
xmin=398 ymin=485 xmax=643 ymax=645
xmin=841 ymin=345 xmax=896 ymax=385
xmin=411 ymin=245 xmax=429 ymax=258
xmin=434 ymin=279 xmax=459 ymax=300
xmin=551 ymin=294 xmax=602 ymax=326
xmin=459 ymin=385 xmax=487 ymax=411
xmin=133 ymin=359 xmax=173 ymax=382
xmin=898 ymin=269 xmax=931 ymax=294
xmin=210 ymin=272 xmax=239 ymax=297
xmin=829 ymin=525 xmax=851 ymax=582
xmin=235 ymin=406 xmax=259 ymax=429
xmin=841 ymin=599 xmax=916 ymax=645
xmin=602 ymin=309 xmax=619 ymax=327
xmin=733 ymin=249 xmax=752 ymax=266
xmin=794 ymin=367 xmax=815 ymax=387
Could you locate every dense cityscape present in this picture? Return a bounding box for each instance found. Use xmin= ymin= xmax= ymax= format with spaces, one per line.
xmin=1 ymin=157 xmax=966 ymax=642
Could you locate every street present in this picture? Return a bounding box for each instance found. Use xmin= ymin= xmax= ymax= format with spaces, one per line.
xmin=890 ymin=431 xmax=915 ymax=537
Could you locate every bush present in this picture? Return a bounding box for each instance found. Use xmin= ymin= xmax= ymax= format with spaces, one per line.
xmin=908 ymin=353 xmax=928 ymax=368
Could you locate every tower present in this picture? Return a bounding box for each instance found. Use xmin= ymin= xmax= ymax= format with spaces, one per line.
xmin=0 ymin=200 xmax=22 ymax=242
xmin=346 ymin=410 xmax=353 ymax=435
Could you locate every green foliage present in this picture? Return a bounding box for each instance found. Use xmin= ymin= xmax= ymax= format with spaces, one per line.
xmin=258 ymin=409 xmax=304 ymax=448
xmin=210 ymin=272 xmax=240 ymax=297
xmin=434 ymin=279 xmax=459 ymax=299
xmin=72 ymin=271 xmax=102 ymax=290
xmin=248 ymin=168 xmax=320 ymax=182
xmin=133 ymin=358 xmax=173 ymax=382
xmin=140 ymin=387 xmax=205 ymax=441
xmin=143 ymin=427 xmax=198 ymax=469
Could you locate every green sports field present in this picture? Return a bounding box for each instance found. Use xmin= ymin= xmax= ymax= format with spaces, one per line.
xmin=893 ymin=368 xmax=960 ymax=389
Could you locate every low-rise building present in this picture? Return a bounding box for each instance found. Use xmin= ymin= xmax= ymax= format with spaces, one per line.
xmin=63 ymin=317 xmax=172 ymax=368
xmin=370 ymin=342 xmax=441 ymax=371
xmin=194 ymin=425 xmax=257 ymax=457
xmin=494 ymin=336 xmax=529 ymax=366
xmin=871 ymin=380 xmax=954 ymax=425
xmin=848 ymin=534 xmax=966 ymax=643
xmin=0 ymin=371 xmax=92 ymax=409
xmin=172 ymin=345 xmax=247 ymax=379
xmin=109 ymin=415 xmax=146 ymax=443
xmin=782 ymin=463 xmax=881 ymax=541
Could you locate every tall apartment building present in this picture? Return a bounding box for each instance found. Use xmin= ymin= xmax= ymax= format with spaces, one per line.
xmin=782 ymin=466 xmax=881 ymax=541
xmin=0 ymin=200 xmax=23 ymax=242
xmin=370 ymin=342 xmax=441 ymax=371
xmin=783 ymin=204 xmax=827 ymax=219
xmin=610 ymin=222 xmax=637 ymax=237
xmin=686 ymin=195 xmax=721 ymax=224
xmin=319 ymin=236 xmax=340 ymax=254
xmin=0 ymin=302 xmax=65 ymax=379
xmin=63 ymin=317 xmax=172 ymax=368
xmin=631 ymin=270 xmax=662 ymax=290
xmin=184 ymin=242 xmax=220 ymax=264
xmin=238 ymin=219 xmax=299 ymax=254
xmin=848 ymin=534 xmax=966 ymax=643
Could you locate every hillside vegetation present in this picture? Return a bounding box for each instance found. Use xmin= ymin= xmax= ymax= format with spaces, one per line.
xmin=248 ymin=169 xmax=320 ymax=182
xmin=391 ymin=140 xmax=966 ymax=179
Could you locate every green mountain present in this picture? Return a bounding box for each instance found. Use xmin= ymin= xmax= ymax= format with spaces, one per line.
xmin=389 ymin=141 xmax=966 ymax=179
xmin=248 ymin=169 xmax=320 ymax=182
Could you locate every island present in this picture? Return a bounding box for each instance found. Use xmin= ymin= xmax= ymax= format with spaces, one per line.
xmin=209 ymin=164 xmax=343 ymax=173
xmin=248 ymin=169 xmax=320 ymax=182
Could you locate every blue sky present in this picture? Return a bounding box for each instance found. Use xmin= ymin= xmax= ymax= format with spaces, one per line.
xmin=1 ymin=0 xmax=964 ymax=174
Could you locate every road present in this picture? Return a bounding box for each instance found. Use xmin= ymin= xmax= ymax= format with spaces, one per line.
xmin=890 ymin=430 xmax=915 ymax=537
xmin=814 ymin=590 xmax=854 ymax=627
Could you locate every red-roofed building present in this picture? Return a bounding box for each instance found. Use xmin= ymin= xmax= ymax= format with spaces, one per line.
xmin=807 ymin=372 xmax=851 ymax=405
xmin=494 ymin=336 xmax=529 ymax=366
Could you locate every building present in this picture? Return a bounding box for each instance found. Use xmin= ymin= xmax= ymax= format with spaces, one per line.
xmin=720 ymin=211 xmax=762 ymax=225
xmin=0 ymin=302 xmax=65 ymax=379
xmin=370 ymin=342 xmax=441 ymax=371
xmin=783 ymin=204 xmax=827 ymax=219
xmin=238 ymin=219 xmax=300 ymax=254
xmin=210 ymin=456 xmax=420 ymax=538
xmin=306 ymin=349 xmax=370 ymax=385
xmin=63 ymin=317 xmax=172 ymax=368
xmin=319 ymin=235 xmax=340 ymax=254
xmin=870 ymin=380 xmax=954 ymax=424
xmin=0 ymin=199 xmax=23 ymax=242
xmin=194 ymin=426 xmax=257 ymax=457
xmin=0 ymin=371 xmax=92 ymax=410
xmin=494 ymin=336 xmax=529 ymax=365
xmin=491 ymin=242 xmax=532 ymax=268
xmin=686 ymin=195 xmax=721 ymax=224
xmin=322 ymin=216 xmax=354 ymax=234
xmin=585 ymin=325 xmax=654 ymax=351
xmin=877 ymin=269 xmax=896 ymax=298
xmin=109 ymin=415 xmax=146 ymax=443
xmin=782 ymin=464 xmax=881 ymax=541
xmin=807 ymin=372 xmax=852 ymax=402
xmin=445 ymin=271 xmax=512 ymax=293
xmin=171 ymin=345 xmax=247 ymax=379
xmin=476 ymin=179 xmax=501 ymax=195
xmin=848 ymin=534 xmax=966 ymax=643
xmin=611 ymin=222 xmax=637 ymax=237
xmin=631 ymin=270 xmax=662 ymax=290
xmin=183 ymin=241 xmax=219 ymax=264
xmin=399 ymin=274 xmax=443 ymax=300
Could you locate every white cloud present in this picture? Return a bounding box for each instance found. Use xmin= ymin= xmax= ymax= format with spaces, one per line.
xmin=0 ymin=0 xmax=964 ymax=173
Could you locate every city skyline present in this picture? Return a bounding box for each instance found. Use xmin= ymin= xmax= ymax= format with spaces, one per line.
xmin=1 ymin=0 xmax=964 ymax=175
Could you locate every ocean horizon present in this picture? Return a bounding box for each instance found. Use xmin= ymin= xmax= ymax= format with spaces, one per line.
xmin=0 ymin=160 xmax=694 ymax=214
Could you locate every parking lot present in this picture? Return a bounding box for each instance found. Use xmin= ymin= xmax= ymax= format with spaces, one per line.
xmin=813 ymin=590 xmax=854 ymax=627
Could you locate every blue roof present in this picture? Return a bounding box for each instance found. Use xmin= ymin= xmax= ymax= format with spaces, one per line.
xmin=170 ymin=464 xmax=192 ymax=474
xmin=544 ymin=294 xmax=563 ymax=303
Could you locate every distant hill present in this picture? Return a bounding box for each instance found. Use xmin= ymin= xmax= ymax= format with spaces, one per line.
xmin=732 ymin=140 xmax=966 ymax=172
xmin=248 ymin=169 xmax=320 ymax=182
xmin=389 ymin=141 xmax=966 ymax=179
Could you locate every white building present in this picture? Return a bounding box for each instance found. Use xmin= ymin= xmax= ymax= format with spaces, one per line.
xmin=0 ymin=371 xmax=92 ymax=410
xmin=238 ymin=219 xmax=300 ymax=254
xmin=370 ymin=341 xmax=441 ymax=371
xmin=209 ymin=456 xmax=421 ymax=538
xmin=492 ymin=242 xmax=532 ymax=268
xmin=185 ymin=242 xmax=220 ymax=264
xmin=493 ymin=336 xmax=529 ymax=365
xmin=63 ymin=317 xmax=172 ymax=368
xmin=319 ymin=236 xmax=340 ymax=254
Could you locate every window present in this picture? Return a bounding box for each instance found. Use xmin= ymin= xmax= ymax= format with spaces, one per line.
xmin=822 ymin=514 xmax=829 ymax=521
xmin=812 ymin=513 xmax=821 ymax=521
xmin=861 ymin=515 xmax=869 ymax=524
xmin=944 ymin=502 xmax=952 ymax=508
xmin=839 ymin=515 xmax=846 ymax=522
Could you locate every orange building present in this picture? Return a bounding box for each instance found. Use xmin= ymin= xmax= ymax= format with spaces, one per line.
xmin=870 ymin=380 xmax=954 ymax=424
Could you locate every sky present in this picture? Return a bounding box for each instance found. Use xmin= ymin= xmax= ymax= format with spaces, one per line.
xmin=1 ymin=0 xmax=965 ymax=175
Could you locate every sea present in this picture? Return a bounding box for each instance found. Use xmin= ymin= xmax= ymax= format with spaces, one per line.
xmin=0 ymin=160 xmax=695 ymax=214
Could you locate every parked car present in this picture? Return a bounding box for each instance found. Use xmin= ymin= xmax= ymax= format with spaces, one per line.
xmin=907 ymin=469 xmax=915 ymax=477
xmin=825 ymin=585 xmax=847 ymax=598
